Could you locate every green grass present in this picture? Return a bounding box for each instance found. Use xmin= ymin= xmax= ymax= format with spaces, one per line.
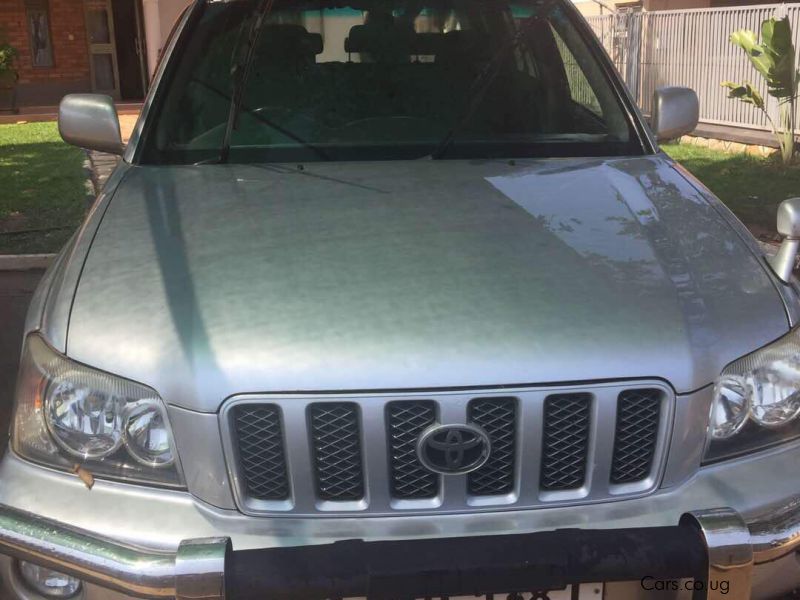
xmin=663 ymin=142 xmax=800 ymax=237
xmin=0 ymin=122 xmax=89 ymax=254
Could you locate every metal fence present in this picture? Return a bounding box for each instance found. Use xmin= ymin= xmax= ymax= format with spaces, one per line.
xmin=585 ymin=4 xmax=800 ymax=133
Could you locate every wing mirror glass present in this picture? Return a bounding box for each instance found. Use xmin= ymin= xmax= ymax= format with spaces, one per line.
xmin=58 ymin=94 xmax=123 ymax=156
xmin=768 ymin=198 xmax=800 ymax=283
xmin=652 ymin=87 xmax=699 ymax=142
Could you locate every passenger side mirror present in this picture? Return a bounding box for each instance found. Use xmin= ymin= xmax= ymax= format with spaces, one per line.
xmin=58 ymin=94 xmax=123 ymax=156
xmin=768 ymin=198 xmax=800 ymax=283
xmin=651 ymin=87 xmax=699 ymax=142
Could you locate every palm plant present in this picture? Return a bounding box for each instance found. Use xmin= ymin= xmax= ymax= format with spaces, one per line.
xmin=722 ymin=16 xmax=800 ymax=165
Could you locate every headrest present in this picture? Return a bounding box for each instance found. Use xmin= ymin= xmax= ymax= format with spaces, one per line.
xmin=257 ymin=24 xmax=323 ymax=59
xmin=345 ymin=23 xmax=415 ymax=55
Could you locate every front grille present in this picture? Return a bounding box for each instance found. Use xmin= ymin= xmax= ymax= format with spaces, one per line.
xmin=226 ymin=383 xmax=670 ymax=515
xmin=540 ymin=394 xmax=592 ymax=491
xmin=233 ymin=404 xmax=290 ymax=500
xmin=611 ymin=389 xmax=663 ymax=484
xmin=308 ymin=402 xmax=364 ymax=501
xmin=387 ymin=401 xmax=439 ymax=499
xmin=468 ymin=397 xmax=516 ymax=495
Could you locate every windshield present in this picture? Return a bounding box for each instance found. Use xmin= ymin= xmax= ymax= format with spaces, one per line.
xmin=139 ymin=0 xmax=643 ymax=164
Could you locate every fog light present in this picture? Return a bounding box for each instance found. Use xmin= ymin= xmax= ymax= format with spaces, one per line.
xmin=18 ymin=561 xmax=81 ymax=598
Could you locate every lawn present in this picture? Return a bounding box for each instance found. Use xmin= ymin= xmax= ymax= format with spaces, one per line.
xmin=663 ymin=142 xmax=800 ymax=238
xmin=0 ymin=122 xmax=89 ymax=255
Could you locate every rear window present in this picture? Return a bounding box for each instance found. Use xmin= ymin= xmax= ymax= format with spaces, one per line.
xmin=139 ymin=0 xmax=642 ymax=164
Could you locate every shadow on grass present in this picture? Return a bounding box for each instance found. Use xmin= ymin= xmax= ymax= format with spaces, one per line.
xmin=0 ymin=127 xmax=90 ymax=255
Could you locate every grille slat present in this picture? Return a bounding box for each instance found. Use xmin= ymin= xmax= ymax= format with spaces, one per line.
xmin=309 ymin=403 xmax=365 ymax=501
xmin=387 ymin=401 xmax=439 ymax=499
xmin=233 ymin=405 xmax=290 ymax=500
xmin=611 ymin=389 xmax=662 ymax=484
xmin=540 ymin=394 xmax=592 ymax=491
xmin=468 ymin=398 xmax=517 ymax=496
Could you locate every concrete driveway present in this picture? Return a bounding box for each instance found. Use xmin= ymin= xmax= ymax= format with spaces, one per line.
xmin=0 ymin=269 xmax=43 ymax=451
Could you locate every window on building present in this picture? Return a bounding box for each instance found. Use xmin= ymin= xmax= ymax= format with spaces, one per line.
xmin=25 ymin=0 xmax=54 ymax=67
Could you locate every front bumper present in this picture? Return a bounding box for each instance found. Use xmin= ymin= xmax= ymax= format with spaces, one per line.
xmin=0 ymin=497 xmax=798 ymax=600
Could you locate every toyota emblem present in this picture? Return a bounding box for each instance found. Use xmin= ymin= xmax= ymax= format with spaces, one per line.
xmin=416 ymin=424 xmax=491 ymax=475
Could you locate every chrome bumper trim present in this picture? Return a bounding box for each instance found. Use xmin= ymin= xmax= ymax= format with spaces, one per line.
xmin=0 ymin=505 xmax=229 ymax=599
xmin=747 ymin=496 xmax=800 ymax=564
xmin=0 ymin=498 xmax=798 ymax=599
xmin=682 ymin=508 xmax=753 ymax=600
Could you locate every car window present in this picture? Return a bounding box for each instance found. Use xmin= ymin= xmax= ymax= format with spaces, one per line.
xmin=551 ymin=25 xmax=602 ymax=117
xmin=140 ymin=0 xmax=642 ymax=164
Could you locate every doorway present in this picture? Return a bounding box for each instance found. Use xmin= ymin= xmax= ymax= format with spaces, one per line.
xmin=84 ymin=0 xmax=148 ymax=100
xmin=112 ymin=0 xmax=148 ymax=100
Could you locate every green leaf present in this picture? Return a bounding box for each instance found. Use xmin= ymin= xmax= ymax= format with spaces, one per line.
xmin=730 ymin=29 xmax=759 ymax=53
xmin=730 ymin=31 xmax=772 ymax=89
xmin=722 ymin=81 xmax=766 ymax=109
xmin=762 ymin=17 xmax=796 ymax=98
xmin=730 ymin=18 xmax=798 ymax=100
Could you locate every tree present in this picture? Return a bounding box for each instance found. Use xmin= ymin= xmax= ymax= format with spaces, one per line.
xmin=722 ymin=16 xmax=799 ymax=165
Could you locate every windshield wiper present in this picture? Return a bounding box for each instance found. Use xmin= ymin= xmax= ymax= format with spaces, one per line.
xmin=430 ymin=19 xmax=538 ymax=160
xmin=216 ymin=0 xmax=274 ymax=164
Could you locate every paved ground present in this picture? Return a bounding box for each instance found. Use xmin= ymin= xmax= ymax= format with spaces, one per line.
xmin=119 ymin=114 xmax=137 ymax=142
xmin=0 ymin=269 xmax=43 ymax=450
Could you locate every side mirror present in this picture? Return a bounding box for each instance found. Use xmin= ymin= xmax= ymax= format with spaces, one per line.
xmin=768 ymin=198 xmax=800 ymax=283
xmin=652 ymin=87 xmax=699 ymax=142
xmin=58 ymin=94 xmax=123 ymax=156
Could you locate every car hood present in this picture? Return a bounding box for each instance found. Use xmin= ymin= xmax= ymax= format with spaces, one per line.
xmin=67 ymin=156 xmax=787 ymax=411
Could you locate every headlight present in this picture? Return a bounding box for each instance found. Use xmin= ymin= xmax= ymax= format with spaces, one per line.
xmin=12 ymin=334 xmax=183 ymax=487
xmin=705 ymin=327 xmax=800 ymax=463
xmin=709 ymin=375 xmax=750 ymax=439
xmin=124 ymin=402 xmax=175 ymax=467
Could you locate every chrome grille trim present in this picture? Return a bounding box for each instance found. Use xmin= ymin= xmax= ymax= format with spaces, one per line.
xmin=220 ymin=381 xmax=673 ymax=517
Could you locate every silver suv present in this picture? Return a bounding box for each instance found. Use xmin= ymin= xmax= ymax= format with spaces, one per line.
xmin=2 ymin=0 xmax=800 ymax=598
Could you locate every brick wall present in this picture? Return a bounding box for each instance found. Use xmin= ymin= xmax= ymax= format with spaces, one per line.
xmin=1 ymin=0 xmax=91 ymax=104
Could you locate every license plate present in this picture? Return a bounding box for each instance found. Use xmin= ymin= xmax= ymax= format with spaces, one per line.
xmin=349 ymin=583 xmax=604 ymax=600
xmin=450 ymin=584 xmax=604 ymax=600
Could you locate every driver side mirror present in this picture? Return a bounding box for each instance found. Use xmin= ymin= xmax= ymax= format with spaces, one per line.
xmin=58 ymin=94 xmax=123 ymax=156
xmin=652 ymin=87 xmax=699 ymax=142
